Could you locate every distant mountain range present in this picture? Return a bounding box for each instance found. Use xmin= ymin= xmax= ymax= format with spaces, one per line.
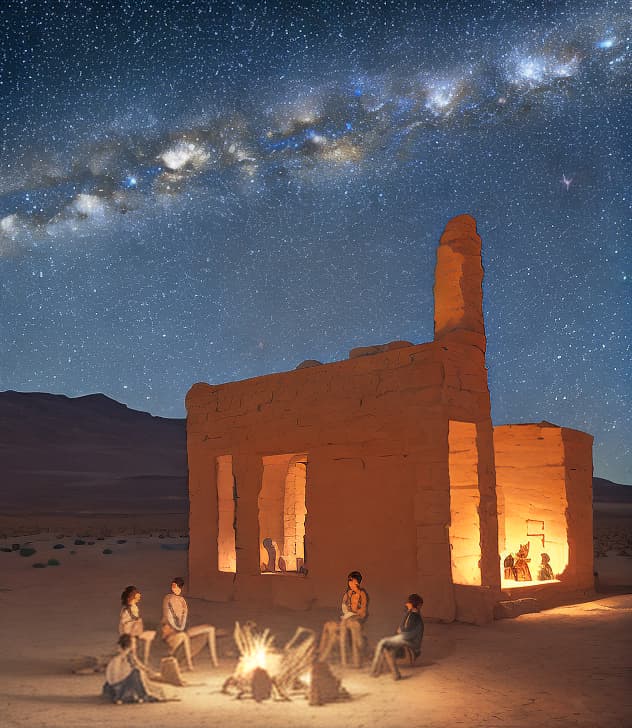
xmin=0 ymin=391 xmax=630 ymax=519
xmin=592 ymin=477 xmax=632 ymax=503
xmin=0 ymin=390 xmax=187 ymax=518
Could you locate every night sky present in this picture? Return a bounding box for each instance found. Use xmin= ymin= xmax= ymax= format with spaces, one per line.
xmin=0 ymin=1 xmax=630 ymax=483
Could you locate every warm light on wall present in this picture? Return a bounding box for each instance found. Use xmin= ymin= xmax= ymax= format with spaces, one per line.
xmin=217 ymin=454 xmax=237 ymax=572
xmin=258 ymin=453 xmax=308 ymax=573
xmin=448 ymin=421 xmax=482 ymax=586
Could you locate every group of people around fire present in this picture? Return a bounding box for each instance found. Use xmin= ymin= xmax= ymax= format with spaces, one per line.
xmin=102 ymin=571 xmax=424 ymax=703
xmin=103 ymin=576 xmax=216 ymax=703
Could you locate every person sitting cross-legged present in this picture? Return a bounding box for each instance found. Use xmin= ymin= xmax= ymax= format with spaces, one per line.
xmin=160 ymin=576 xmax=218 ymax=671
xmin=319 ymin=570 xmax=368 ymax=668
xmin=102 ymin=634 xmax=165 ymax=704
xmin=370 ymin=593 xmax=424 ymax=680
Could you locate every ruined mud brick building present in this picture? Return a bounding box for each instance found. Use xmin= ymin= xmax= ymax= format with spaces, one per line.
xmin=186 ymin=214 xmax=594 ymax=623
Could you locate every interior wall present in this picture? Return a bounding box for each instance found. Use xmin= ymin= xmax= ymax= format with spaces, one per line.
xmin=282 ymin=457 xmax=307 ymax=571
xmin=216 ymin=454 xmax=236 ymax=573
xmin=258 ymin=454 xmax=294 ymax=571
xmin=494 ymin=425 xmax=569 ymax=586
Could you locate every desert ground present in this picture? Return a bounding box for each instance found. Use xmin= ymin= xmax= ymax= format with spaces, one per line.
xmin=1 ymin=512 xmax=631 ymax=728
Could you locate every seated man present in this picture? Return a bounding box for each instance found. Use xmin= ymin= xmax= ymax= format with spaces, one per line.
xmin=319 ymin=570 xmax=368 ymax=668
xmin=370 ymin=593 xmax=424 ymax=680
xmin=160 ymin=577 xmax=218 ymax=670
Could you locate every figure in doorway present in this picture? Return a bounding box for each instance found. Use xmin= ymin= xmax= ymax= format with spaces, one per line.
xmin=261 ymin=537 xmax=277 ymax=572
xmin=503 ymin=553 xmax=517 ymax=580
xmin=514 ymin=542 xmax=532 ymax=581
xmin=537 ymin=552 xmax=554 ymax=581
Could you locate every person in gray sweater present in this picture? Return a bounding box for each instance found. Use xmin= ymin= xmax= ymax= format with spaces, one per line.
xmin=370 ymin=593 xmax=424 ymax=680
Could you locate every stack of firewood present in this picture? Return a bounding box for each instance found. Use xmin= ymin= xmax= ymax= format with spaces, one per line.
xmin=222 ymin=622 xmax=317 ymax=701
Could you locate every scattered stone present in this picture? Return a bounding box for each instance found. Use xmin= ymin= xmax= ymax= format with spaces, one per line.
xmin=309 ymin=661 xmax=350 ymax=706
xmin=494 ymin=598 xmax=540 ymax=619
xmin=53 ymin=543 xmax=65 ymax=550
xmin=71 ymin=654 xmax=111 ymax=674
xmin=159 ymin=657 xmax=186 ymax=686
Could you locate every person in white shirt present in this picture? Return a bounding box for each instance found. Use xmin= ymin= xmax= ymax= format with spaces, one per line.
xmin=102 ymin=634 xmax=164 ymax=703
xmin=118 ymin=585 xmax=156 ymax=663
xmin=160 ymin=577 xmax=218 ymax=670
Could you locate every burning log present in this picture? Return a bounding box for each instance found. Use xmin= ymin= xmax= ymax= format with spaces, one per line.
xmin=222 ymin=621 xmax=325 ymax=702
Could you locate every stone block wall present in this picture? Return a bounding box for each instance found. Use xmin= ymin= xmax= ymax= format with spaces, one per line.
xmin=494 ymin=423 xmax=593 ymax=590
xmin=186 ymin=334 xmax=494 ymax=621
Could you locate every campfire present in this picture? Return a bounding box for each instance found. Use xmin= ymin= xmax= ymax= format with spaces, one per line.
xmin=222 ymin=621 xmax=349 ymax=705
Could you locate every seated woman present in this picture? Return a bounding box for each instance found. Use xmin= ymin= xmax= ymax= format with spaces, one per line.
xmin=118 ymin=585 xmax=156 ymax=664
xmin=102 ymin=634 xmax=164 ymax=704
xmin=370 ymin=593 xmax=424 ymax=680
xmin=319 ymin=570 xmax=368 ymax=668
xmin=161 ymin=577 xmax=218 ymax=670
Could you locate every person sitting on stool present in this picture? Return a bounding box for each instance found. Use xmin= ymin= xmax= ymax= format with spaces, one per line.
xmin=319 ymin=570 xmax=368 ymax=667
xmin=370 ymin=593 xmax=424 ymax=680
xmin=160 ymin=577 xmax=218 ymax=670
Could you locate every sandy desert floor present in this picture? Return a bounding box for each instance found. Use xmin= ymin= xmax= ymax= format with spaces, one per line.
xmin=1 ymin=532 xmax=631 ymax=728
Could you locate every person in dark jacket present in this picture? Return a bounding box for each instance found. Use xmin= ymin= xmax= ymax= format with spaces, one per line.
xmin=370 ymin=593 xmax=424 ymax=679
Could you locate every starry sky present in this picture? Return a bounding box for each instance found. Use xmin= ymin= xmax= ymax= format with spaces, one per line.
xmin=1 ymin=0 xmax=630 ymax=483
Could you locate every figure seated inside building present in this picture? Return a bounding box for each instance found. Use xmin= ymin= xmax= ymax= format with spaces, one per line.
xmin=261 ymin=537 xmax=277 ymax=572
xmin=514 ymin=542 xmax=532 ymax=581
xmin=160 ymin=577 xmax=219 ymax=670
xmin=319 ymin=570 xmax=368 ymax=668
xmin=370 ymin=593 xmax=424 ymax=680
xmin=537 ymin=552 xmax=555 ymax=581
xmin=503 ymin=543 xmax=533 ymax=581
xmin=503 ymin=553 xmax=516 ymax=580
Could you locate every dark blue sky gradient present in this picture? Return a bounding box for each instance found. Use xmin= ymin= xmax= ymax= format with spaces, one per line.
xmin=1 ymin=0 xmax=630 ymax=482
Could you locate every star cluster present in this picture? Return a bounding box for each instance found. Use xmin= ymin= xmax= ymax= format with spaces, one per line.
xmin=0 ymin=0 xmax=630 ymax=482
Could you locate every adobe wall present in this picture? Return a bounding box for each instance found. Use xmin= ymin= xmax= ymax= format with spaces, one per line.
xmin=433 ymin=214 xmax=500 ymax=623
xmin=187 ymin=329 xmax=497 ymax=622
xmin=494 ymin=423 xmax=593 ymax=591
xmin=186 ymin=214 xmax=501 ymax=624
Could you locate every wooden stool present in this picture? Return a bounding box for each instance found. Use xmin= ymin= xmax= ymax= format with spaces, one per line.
xmin=400 ymin=645 xmax=420 ymax=666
